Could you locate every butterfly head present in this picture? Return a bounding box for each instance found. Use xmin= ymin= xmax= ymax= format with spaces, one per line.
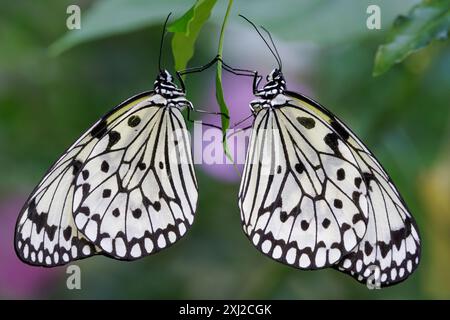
xmin=259 ymin=68 xmax=286 ymax=98
xmin=154 ymin=69 xmax=184 ymax=98
xmin=267 ymin=68 xmax=283 ymax=82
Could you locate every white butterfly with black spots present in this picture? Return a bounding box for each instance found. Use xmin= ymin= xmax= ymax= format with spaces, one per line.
xmin=238 ymin=67 xmax=421 ymax=287
xmin=15 ymin=70 xmax=198 ymax=266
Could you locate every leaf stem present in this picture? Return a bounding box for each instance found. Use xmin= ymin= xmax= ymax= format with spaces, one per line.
xmin=217 ymin=0 xmax=233 ymax=60
xmin=215 ymin=0 xmax=236 ymax=166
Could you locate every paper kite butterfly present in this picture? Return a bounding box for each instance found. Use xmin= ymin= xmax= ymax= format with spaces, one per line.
xmin=235 ymin=15 xmax=421 ymax=287
xmin=15 ymin=16 xmax=200 ymax=266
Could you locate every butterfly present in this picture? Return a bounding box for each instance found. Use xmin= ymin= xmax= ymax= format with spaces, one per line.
xmin=14 ymin=15 xmax=211 ymax=266
xmin=15 ymin=68 xmax=201 ymax=266
xmin=235 ymin=16 xmax=421 ymax=287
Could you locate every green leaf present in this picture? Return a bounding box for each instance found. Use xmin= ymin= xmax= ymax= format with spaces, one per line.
xmin=373 ymin=0 xmax=450 ymax=76
xmin=167 ymin=6 xmax=195 ymax=34
xmin=215 ymin=0 xmax=234 ymax=163
xmin=168 ymin=0 xmax=217 ymax=72
xmin=215 ymin=65 xmax=231 ymax=155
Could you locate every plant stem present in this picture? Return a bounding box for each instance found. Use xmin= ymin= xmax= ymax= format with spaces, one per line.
xmin=217 ymin=0 xmax=233 ymax=60
xmin=216 ymin=0 xmax=236 ymax=167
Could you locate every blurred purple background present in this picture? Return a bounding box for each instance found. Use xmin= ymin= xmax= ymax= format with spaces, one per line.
xmin=0 ymin=196 xmax=61 ymax=298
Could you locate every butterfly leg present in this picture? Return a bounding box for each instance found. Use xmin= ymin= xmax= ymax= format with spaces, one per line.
xmin=189 ymin=107 xmax=230 ymax=129
xmin=225 ymin=124 xmax=253 ymax=140
xmin=231 ymin=114 xmax=254 ymax=129
xmin=177 ymin=55 xmax=258 ymax=89
xmin=176 ymin=56 xmax=239 ymax=128
xmin=193 ymin=108 xmax=229 ymax=119
xmin=213 ymin=59 xmax=263 ymax=94
xmin=176 ymin=56 xmax=260 ymax=129
xmin=186 ymin=107 xmax=223 ymax=130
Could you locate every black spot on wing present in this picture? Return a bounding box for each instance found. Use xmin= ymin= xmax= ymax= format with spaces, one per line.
xmin=78 ymin=206 xmax=90 ymax=215
xmin=280 ymin=211 xmax=288 ymax=222
xmin=102 ymin=189 xmax=111 ymax=198
xmin=101 ymin=161 xmax=110 ymax=173
xmin=322 ymin=218 xmax=331 ymax=229
xmin=128 ymin=115 xmax=141 ymax=127
xmin=362 ymin=172 xmax=375 ymax=191
xmin=330 ymin=119 xmax=350 ymax=140
xmin=297 ymin=116 xmax=315 ymax=129
xmin=112 ymin=208 xmax=121 ymax=217
xmin=138 ymin=162 xmax=147 ymax=170
xmin=341 ymin=223 xmax=351 ymax=232
xmin=354 ymin=177 xmax=362 ymax=188
xmin=352 ymin=191 xmax=361 ymax=204
xmin=27 ymin=199 xmax=47 ymax=234
xmin=378 ymin=241 xmax=390 ymax=258
xmin=63 ymin=226 xmax=72 ymax=241
xmin=391 ymin=218 xmax=412 ymax=251
xmin=82 ymin=170 xmax=89 ymax=180
xmin=91 ymin=119 xmax=107 ymax=138
xmin=288 ymin=205 xmax=301 ymax=218
xmin=301 ymin=220 xmax=309 ymax=231
xmin=333 ymin=199 xmax=343 ymax=209
xmin=153 ymin=201 xmax=161 ymax=212
xmin=404 ymin=217 xmax=412 ymax=235
xmin=27 ymin=198 xmax=37 ymax=216
xmin=352 ymin=212 xmax=365 ymax=224
xmin=107 ymin=131 xmax=121 ymax=149
xmin=294 ymin=162 xmax=305 ymax=174
xmin=324 ymin=133 xmax=341 ymax=156
xmin=336 ymin=168 xmax=345 ymax=180
xmin=391 ymin=228 xmax=405 ymax=250
xmin=82 ymin=183 xmax=91 ymax=197
xmin=364 ymin=241 xmax=373 ymax=255
xmin=363 ymin=172 xmax=375 ymax=185
xmin=132 ymin=208 xmax=142 ymax=219
xmin=143 ymin=196 xmax=151 ymax=208
xmin=72 ymin=160 xmax=83 ymax=176
xmin=46 ymin=225 xmax=57 ymax=241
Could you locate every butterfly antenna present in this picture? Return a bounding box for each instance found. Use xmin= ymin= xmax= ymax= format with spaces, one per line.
xmin=159 ymin=12 xmax=172 ymax=72
xmin=260 ymin=26 xmax=282 ymax=71
xmin=239 ymin=14 xmax=281 ymax=70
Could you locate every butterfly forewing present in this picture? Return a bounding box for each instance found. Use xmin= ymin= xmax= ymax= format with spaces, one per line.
xmin=72 ymin=95 xmax=198 ymax=260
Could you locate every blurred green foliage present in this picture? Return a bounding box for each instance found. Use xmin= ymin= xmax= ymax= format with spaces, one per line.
xmin=50 ymin=0 xmax=420 ymax=52
xmin=0 ymin=0 xmax=449 ymax=299
xmin=374 ymin=0 xmax=450 ymax=75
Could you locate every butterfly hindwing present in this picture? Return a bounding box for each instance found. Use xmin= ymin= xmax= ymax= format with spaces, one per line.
xmin=239 ymin=94 xmax=369 ymax=269
xmin=72 ymin=94 xmax=198 ymax=260
xmin=14 ymin=92 xmax=152 ymax=266
xmin=286 ymin=91 xmax=421 ymax=286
